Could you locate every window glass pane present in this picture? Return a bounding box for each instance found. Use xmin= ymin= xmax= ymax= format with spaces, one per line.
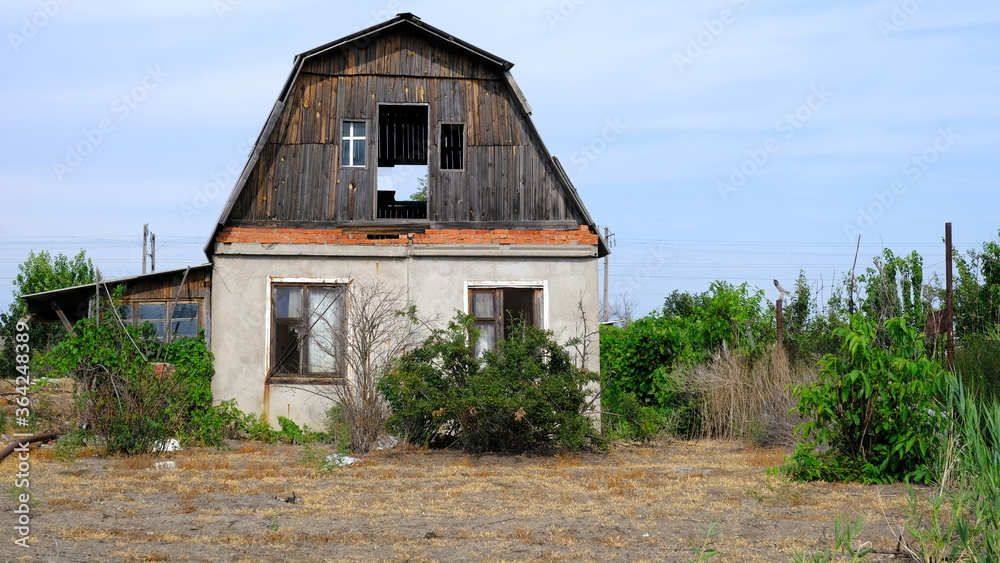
xmin=472 ymin=291 xmax=494 ymax=318
xmin=341 ymin=139 xmax=351 ymax=166
xmin=275 ymin=287 xmax=301 ymax=319
xmin=353 ymin=140 xmax=365 ymax=166
xmin=354 ymin=121 xmax=365 ymax=137
xmin=474 ymin=321 xmax=496 ymax=358
xmin=120 ymin=305 xmax=133 ymax=321
xmin=150 ymin=321 xmax=165 ymax=338
xmin=139 ymin=304 xmax=166 ymax=321
xmin=306 ymin=287 xmax=343 ymax=373
xmin=274 ymin=321 xmax=300 ymax=373
xmin=170 ymin=320 xmax=198 ymax=338
xmin=172 ymin=303 xmax=198 ymax=319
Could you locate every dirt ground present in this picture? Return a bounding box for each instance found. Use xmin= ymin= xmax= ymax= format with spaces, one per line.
xmin=1 ymin=437 xmax=926 ymax=562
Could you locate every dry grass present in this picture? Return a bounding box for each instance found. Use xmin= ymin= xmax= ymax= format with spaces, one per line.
xmin=688 ymin=345 xmax=816 ymax=446
xmin=17 ymin=439 xmax=918 ymax=562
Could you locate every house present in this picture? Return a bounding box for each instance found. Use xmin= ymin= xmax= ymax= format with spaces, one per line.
xmin=23 ymin=14 xmax=608 ymax=429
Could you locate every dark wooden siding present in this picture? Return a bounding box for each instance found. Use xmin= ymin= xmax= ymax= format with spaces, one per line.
xmin=228 ymin=29 xmax=586 ymax=226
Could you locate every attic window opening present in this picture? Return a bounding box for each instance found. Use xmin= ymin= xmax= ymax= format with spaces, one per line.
xmin=377 ymin=104 xmax=428 ymax=220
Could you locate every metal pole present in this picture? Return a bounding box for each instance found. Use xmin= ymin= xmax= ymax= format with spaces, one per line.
xmin=602 ymin=226 xmax=610 ymax=322
xmin=142 ymin=224 xmax=148 ymax=275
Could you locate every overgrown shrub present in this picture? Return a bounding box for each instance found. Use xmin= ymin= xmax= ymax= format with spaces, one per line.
xmin=786 ymin=315 xmax=948 ymax=484
xmin=380 ymin=314 xmax=597 ymax=453
xmin=38 ymin=297 xmax=241 ymax=454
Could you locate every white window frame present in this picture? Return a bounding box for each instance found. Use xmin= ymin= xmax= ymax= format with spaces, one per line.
xmin=341 ymin=120 xmax=367 ymax=168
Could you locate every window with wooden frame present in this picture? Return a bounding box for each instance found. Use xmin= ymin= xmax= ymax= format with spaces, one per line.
xmin=120 ymin=301 xmax=201 ymax=340
xmin=341 ymin=120 xmax=367 ymax=167
xmin=440 ymin=123 xmax=464 ymax=170
xmin=270 ymin=283 xmax=346 ymax=381
xmin=469 ymin=287 xmax=543 ymax=357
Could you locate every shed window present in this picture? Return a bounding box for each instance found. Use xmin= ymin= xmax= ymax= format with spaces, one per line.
xmin=469 ymin=287 xmax=542 ymax=357
xmin=271 ymin=284 xmax=346 ymax=379
xmin=121 ymin=301 xmax=201 ymax=340
xmin=440 ymin=124 xmax=464 ymax=170
xmin=341 ymin=121 xmax=367 ymax=167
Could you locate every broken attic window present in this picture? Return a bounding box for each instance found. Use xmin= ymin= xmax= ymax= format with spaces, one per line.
xmin=378 ymin=105 xmax=428 ymax=166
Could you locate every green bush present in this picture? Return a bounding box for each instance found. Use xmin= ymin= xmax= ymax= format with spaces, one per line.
xmin=786 ymin=315 xmax=948 ymax=484
xmin=38 ymin=298 xmax=244 ymax=454
xmin=600 ymin=281 xmax=773 ymax=440
xmin=380 ymin=315 xmax=597 ymax=453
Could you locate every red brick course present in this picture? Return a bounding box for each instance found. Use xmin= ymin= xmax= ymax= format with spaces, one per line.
xmin=215 ymin=226 xmax=600 ymax=247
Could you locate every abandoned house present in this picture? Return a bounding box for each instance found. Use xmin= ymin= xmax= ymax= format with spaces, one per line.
xmin=23 ymin=13 xmax=608 ymax=428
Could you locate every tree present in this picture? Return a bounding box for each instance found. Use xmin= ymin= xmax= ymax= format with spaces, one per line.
xmin=409 ymin=176 xmax=428 ymax=201
xmin=1 ymin=250 xmax=95 ymax=378
xmin=309 ymin=277 xmax=427 ymax=453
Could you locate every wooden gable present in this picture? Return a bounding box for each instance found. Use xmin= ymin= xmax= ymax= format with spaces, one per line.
xmin=213 ymin=14 xmax=605 ymax=253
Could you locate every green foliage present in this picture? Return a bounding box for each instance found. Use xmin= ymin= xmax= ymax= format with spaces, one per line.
xmin=409 ymin=176 xmax=428 ymax=201
xmin=786 ymin=315 xmax=948 ymax=484
xmin=52 ymin=429 xmax=94 ymax=462
xmin=276 ymin=416 xmax=324 ymax=445
xmin=953 ymin=232 xmax=1000 ymax=338
xmin=380 ymin=314 xmax=597 ymax=453
xmin=858 ymin=249 xmax=926 ymax=328
xmin=896 ymin=376 xmax=1000 ymax=561
xmin=0 ymin=250 xmax=95 ymax=378
xmin=791 ymin=515 xmax=871 ymax=563
xmin=325 ymin=405 xmax=353 ymax=454
xmin=600 ymin=281 xmax=773 ymax=439
xmin=37 ymin=296 xmax=243 ymax=454
xmin=685 ymin=521 xmax=721 ymax=562
xmin=954 ymin=336 xmax=1000 ymax=404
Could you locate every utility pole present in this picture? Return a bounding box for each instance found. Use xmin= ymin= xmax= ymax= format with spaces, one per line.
xmin=150 ymin=233 xmax=156 ymax=273
xmin=602 ymin=226 xmax=610 ymax=323
xmin=142 ymin=224 xmax=149 ymax=275
xmin=945 ymin=222 xmax=955 ymax=369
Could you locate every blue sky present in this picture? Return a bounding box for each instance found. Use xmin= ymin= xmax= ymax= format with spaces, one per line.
xmin=1 ymin=0 xmax=998 ymax=317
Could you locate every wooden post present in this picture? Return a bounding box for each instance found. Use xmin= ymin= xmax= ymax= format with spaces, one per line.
xmin=776 ymin=297 xmax=784 ymax=347
xmin=945 ymin=222 xmax=955 ymax=369
xmin=142 ymin=224 xmax=148 ymax=275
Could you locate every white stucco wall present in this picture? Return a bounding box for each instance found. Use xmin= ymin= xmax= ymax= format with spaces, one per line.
xmin=210 ymin=242 xmax=600 ymax=429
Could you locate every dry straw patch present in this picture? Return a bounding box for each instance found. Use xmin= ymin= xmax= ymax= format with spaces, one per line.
xmin=22 ymin=440 xmax=917 ymax=561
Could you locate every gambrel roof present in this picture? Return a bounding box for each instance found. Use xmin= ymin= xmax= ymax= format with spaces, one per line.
xmin=207 ymin=13 xmax=607 ymax=256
